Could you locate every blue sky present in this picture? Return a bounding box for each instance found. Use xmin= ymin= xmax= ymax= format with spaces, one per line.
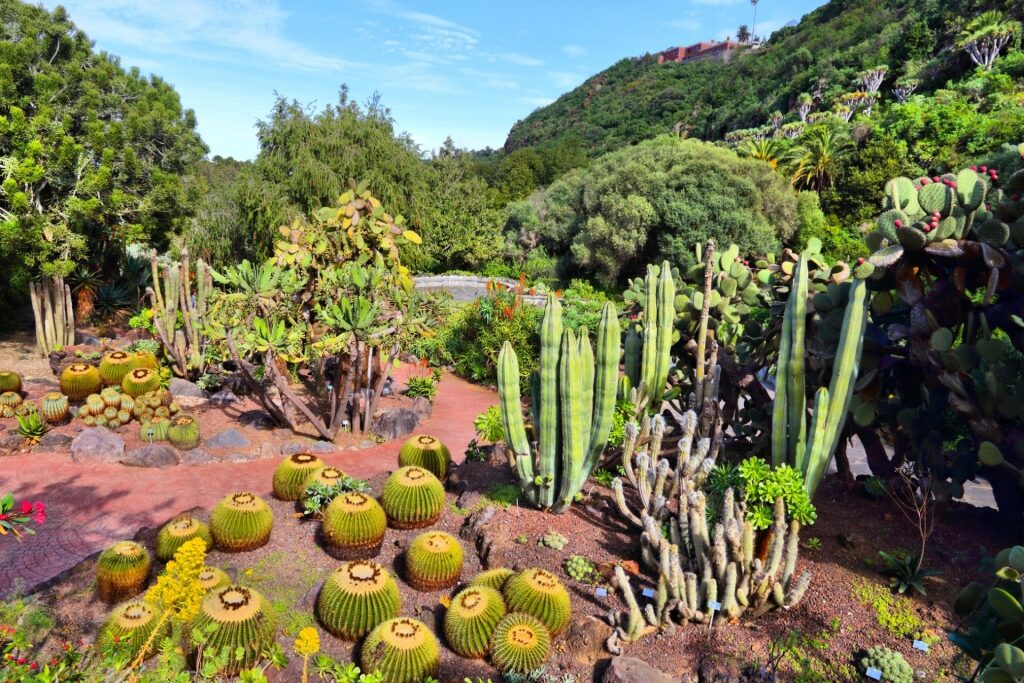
xmin=43 ymin=0 xmax=826 ymax=159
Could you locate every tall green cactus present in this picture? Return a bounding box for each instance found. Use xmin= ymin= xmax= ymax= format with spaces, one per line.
xmin=772 ymin=250 xmax=868 ymax=497
xmin=147 ymin=249 xmax=213 ymax=378
xmin=623 ymin=262 xmax=676 ymax=412
xmin=498 ymin=295 xmax=620 ymax=513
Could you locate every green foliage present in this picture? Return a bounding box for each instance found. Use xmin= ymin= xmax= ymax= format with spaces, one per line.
xmin=404 ymin=375 xmax=439 ymax=402
xmin=878 ymin=549 xmax=941 ymax=596
xmin=529 ymin=137 xmax=795 ymax=284
xmin=951 ymin=545 xmax=1024 ymax=677
xmin=0 ymin=2 xmax=206 ymax=324
xmin=473 ymin=406 xmax=505 ymax=444
xmin=851 ymin=579 xmax=923 ymax=638
xmin=301 ymin=476 xmax=371 ymax=518
xmin=737 ymin=458 xmax=818 ymax=529
xmin=792 ymin=191 xmax=867 ymax=262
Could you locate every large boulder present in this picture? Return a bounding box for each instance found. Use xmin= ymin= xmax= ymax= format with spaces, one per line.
xmin=169 ymin=378 xmax=205 ymax=398
xmin=602 ymin=657 xmax=675 ymax=683
xmin=70 ymin=428 xmax=126 ymax=464
xmin=121 ymin=445 xmax=180 ymax=468
xmin=203 ymin=428 xmax=251 ymax=449
xmin=36 ymin=432 xmax=74 ymax=450
xmin=371 ymin=407 xmax=420 ymax=441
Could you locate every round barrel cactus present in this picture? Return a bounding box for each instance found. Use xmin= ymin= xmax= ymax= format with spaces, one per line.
xmin=404 ymin=531 xmax=463 ymax=591
xmin=99 ymin=351 xmax=134 ymax=386
xmin=380 ymin=466 xmax=444 ymax=529
xmin=60 ymin=363 xmax=101 ymax=401
xmin=210 ymin=492 xmax=273 ymax=552
xmin=321 ymin=491 xmax=387 ymax=560
xmin=468 ymin=567 xmax=514 ymax=592
xmin=122 ymin=368 xmax=160 ymax=398
xmin=96 ymin=540 xmax=151 ymax=603
xmin=40 ymin=392 xmax=69 ymax=423
xmin=155 ymin=515 xmax=212 ymax=562
xmin=99 ymin=600 xmax=170 ymax=660
xmin=188 ymin=585 xmax=275 ymax=676
xmin=360 ymin=617 xmax=439 ymax=683
xmin=167 ymin=415 xmax=200 ymax=450
xmin=490 ymin=612 xmax=551 ymax=675
xmin=443 ymin=585 xmax=507 ymax=658
xmin=0 ymin=370 xmax=22 ymax=394
xmin=315 ymin=560 xmax=401 ymax=640
xmin=271 ymin=452 xmax=323 ymax=501
xmin=398 ymin=435 xmax=451 ymax=479
xmin=503 ymin=568 xmax=572 ymax=637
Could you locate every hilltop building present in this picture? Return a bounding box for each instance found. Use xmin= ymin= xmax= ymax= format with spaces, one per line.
xmin=657 ymin=39 xmax=745 ymax=65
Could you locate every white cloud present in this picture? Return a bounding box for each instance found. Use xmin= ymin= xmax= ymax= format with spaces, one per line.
xmin=54 ymin=0 xmax=354 ymax=72
xmin=548 ymin=71 xmax=585 ymax=88
xmin=693 ymin=0 xmax=744 ymax=5
xmin=490 ymin=52 xmax=544 ymax=67
xmin=562 ymin=44 xmax=587 ymax=58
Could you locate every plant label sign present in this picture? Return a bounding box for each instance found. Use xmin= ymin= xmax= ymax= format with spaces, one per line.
xmin=707 ymin=600 xmax=722 ymax=611
xmin=594 ymin=587 xmax=608 ymax=598
xmin=641 ymin=587 xmax=655 ymax=599
xmin=913 ymin=640 xmax=929 ymax=652
xmin=865 ymin=666 xmax=883 ymax=680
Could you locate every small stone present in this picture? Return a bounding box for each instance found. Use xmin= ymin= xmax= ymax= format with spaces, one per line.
xmin=36 ymin=432 xmax=74 ymax=450
xmin=179 ymin=448 xmax=214 ymax=465
xmin=410 ymin=396 xmax=432 ymax=419
xmin=225 ymin=450 xmax=261 ymax=462
xmin=551 ymin=616 xmax=614 ymax=669
xmin=204 ymin=428 xmax=251 ymax=449
xmin=70 ymin=427 xmax=126 ymax=464
xmin=169 ymin=378 xmax=205 ymax=398
xmin=121 ymin=445 xmax=180 ymax=468
xmin=370 ymin=407 xmax=421 ymax=440
xmin=209 ymin=389 xmax=239 ymax=406
xmin=237 ymin=409 xmax=275 ymax=429
xmin=310 ymin=440 xmax=336 ymax=454
xmin=602 ymin=656 xmax=675 ymax=683
xmin=0 ymin=433 xmax=25 ymax=451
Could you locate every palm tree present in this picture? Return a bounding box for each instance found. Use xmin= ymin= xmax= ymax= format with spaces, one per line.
xmin=737 ymin=24 xmax=751 ymax=43
xmin=785 ymin=126 xmax=854 ymax=192
xmin=738 ymin=138 xmax=784 ymax=169
xmin=958 ymin=11 xmax=1020 ymax=70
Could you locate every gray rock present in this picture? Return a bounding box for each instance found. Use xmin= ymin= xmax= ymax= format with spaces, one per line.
xmin=121 ymin=445 xmax=180 ymax=468
xmin=209 ymin=389 xmax=238 ymax=406
xmin=36 ymin=432 xmax=73 ymax=450
xmin=224 ymin=450 xmax=261 ymax=462
xmin=70 ymin=427 xmax=126 ymax=464
xmin=204 ymin=428 xmax=251 ymax=449
xmin=282 ymin=439 xmax=337 ymax=455
xmin=179 ymin=448 xmax=214 ymax=465
xmin=370 ymin=407 xmax=420 ymax=441
xmin=75 ymin=332 xmax=101 ymax=346
xmin=0 ymin=433 xmax=25 ymax=452
xmin=238 ymin=409 xmax=275 ymax=429
xmin=552 ymin=616 xmax=614 ymax=670
xmin=602 ymin=657 xmax=675 ymax=683
xmin=169 ymin=378 xmax=206 ymax=398
xmin=310 ymin=440 xmax=337 ymax=454
xmin=410 ymin=396 xmax=432 ymax=419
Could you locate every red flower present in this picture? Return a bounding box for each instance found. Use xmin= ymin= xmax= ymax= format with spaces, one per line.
xmin=18 ymin=501 xmax=31 ymax=515
xmin=28 ymin=663 xmax=38 ymax=671
xmin=16 ymin=658 xmax=26 ymax=665
xmin=0 ymin=514 xmax=8 ymax=522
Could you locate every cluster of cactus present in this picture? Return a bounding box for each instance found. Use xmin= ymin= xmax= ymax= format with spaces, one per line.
xmin=404 ymin=531 xmax=464 ymax=591
xmin=498 ymin=295 xmax=620 ymax=513
xmin=210 ymin=492 xmax=273 ymax=552
xmin=858 ymin=647 xmax=913 ymax=683
xmin=0 ymin=370 xmax=22 ymax=394
xmin=952 ymin=545 xmax=1024 ymax=679
xmin=397 ymin=434 xmax=451 ymax=479
xmin=771 ymin=248 xmax=868 ymax=498
xmin=78 ymin=388 xmax=136 ymax=428
xmin=565 ymin=555 xmax=598 ymax=583
xmin=322 ymin=491 xmax=388 ymax=559
xmin=155 ymin=515 xmax=212 ymax=562
xmin=131 ymin=388 xmax=178 ymax=422
xmin=538 ymin=530 xmax=568 ymax=551
xmin=29 ymin=276 xmax=74 ymax=356
xmin=443 ymin=585 xmax=507 ymax=658
xmin=608 ymin=411 xmax=810 ymax=649
xmin=187 ymin=585 xmax=275 ymax=676
xmin=99 ymin=600 xmax=169 ymax=660
xmin=316 ymin=560 xmax=401 ymax=640
xmin=271 ymin=452 xmax=324 ymax=500
xmin=380 ymin=466 xmax=444 ymax=529
xmin=489 ymin=612 xmax=552 ymax=676
xmin=60 ymin=363 xmax=102 ymax=401
xmin=147 ymin=249 xmax=213 ymax=377
xmin=0 ymin=391 xmax=23 ymax=418
xmin=502 ymin=568 xmax=572 ymax=638
xmin=360 ymin=617 xmax=440 ymax=683
xmin=96 ymin=540 xmax=151 ymax=603
xmin=139 ymin=417 xmax=172 ymax=443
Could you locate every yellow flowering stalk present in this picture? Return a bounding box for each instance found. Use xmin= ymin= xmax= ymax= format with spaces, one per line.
xmin=145 ymin=537 xmax=208 ymax=622
xmin=293 ymin=626 xmax=320 ymax=683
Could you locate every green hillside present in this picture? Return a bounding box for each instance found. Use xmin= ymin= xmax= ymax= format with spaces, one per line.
xmin=504 ymin=0 xmax=1022 ymax=156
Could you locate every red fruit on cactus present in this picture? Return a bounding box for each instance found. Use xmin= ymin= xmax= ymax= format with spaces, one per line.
xmin=894 ymin=219 xmax=903 ymax=228
xmin=921 ymin=178 xmax=930 ymax=185
xmin=971 ymin=165 xmax=978 ymax=171
xmin=981 ymin=166 xmax=988 ymax=173
xmin=857 ymin=257 xmax=865 ymax=265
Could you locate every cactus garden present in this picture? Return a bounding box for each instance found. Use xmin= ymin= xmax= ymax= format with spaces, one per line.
xmin=4 ymin=0 xmax=1024 ymax=680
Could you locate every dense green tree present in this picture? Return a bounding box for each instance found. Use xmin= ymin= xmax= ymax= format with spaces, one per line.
xmin=0 ymin=1 xmax=206 ymax=322
xmin=785 ymin=124 xmax=855 ymax=191
xmin=531 ymin=136 xmax=796 ymax=284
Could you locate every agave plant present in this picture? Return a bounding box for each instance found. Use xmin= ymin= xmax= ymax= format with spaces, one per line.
xmin=15 ymin=412 xmax=49 ymax=443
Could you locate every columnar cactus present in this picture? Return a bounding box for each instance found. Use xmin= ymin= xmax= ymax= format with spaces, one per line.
xmin=623 ymin=262 xmax=676 ymax=409
xmin=771 ymin=249 xmax=868 ymax=497
xmin=497 ymin=295 xmax=620 ymax=512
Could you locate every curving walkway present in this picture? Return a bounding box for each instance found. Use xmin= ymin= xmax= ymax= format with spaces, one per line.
xmin=0 ymin=372 xmax=497 ymax=596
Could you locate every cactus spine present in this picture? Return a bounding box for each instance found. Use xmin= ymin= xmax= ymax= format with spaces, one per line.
xmin=771 ymin=250 xmax=868 ymax=497
xmin=497 ymin=296 xmax=620 ymax=512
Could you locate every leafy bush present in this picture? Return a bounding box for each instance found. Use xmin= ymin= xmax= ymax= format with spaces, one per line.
xmin=473 ymin=406 xmax=505 ymax=444
xmin=737 ymin=457 xmax=817 ymax=529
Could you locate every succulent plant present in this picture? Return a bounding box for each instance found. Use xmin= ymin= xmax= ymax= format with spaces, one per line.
xmin=503 ymin=568 xmax=572 ymax=637
xmin=0 ymin=371 xmax=22 ymax=394
xmin=468 ymin=567 xmax=514 ymax=592
xmin=60 ymin=363 xmax=101 ymax=401
xmin=100 ymin=387 xmax=123 ymax=408
xmin=859 ymin=646 xmax=912 ymax=683
xmin=99 ymin=351 xmax=135 ymax=386
xmin=155 ymin=515 xmax=212 ymax=562
xmin=167 ymin=415 xmax=200 ymax=450
xmin=321 ymin=491 xmax=388 ymax=560
xmin=210 ymin=492 xmax=273 ymax=552
xmin=0 ymin=391 xmax=23 ymax=418
xmin=565 ymin=555 xmax=597 ymax=583
xmin=539 ymin=531 xmax=568 ymax=551
xmin=315 ymin=560 xmax=401 ymax=640
xmin=39 ymin=392 xmax=69 ymax=423
xmin=271 ymin=452 xmax=324 ymax=501
xmin=188 ymin=585 xmax=275 ymax=676
xmin=404 ymin=531 xmax=463 ymax=591
xmin=397 ymin=435 xmax=451 ymax=479
xmin=139 ymin=417 xmax=171 ymax=443
xmin=121 ymin=368 xmax=160 ymax=398
xmin=99 ymin=600 xmax=170 ymax=660
xmin=197 ymin=567 xmax=232 ymax=592
xmin=360 ymin=617 xmax=439 ymax=683
xmin=128 ymin=349 xmax=159 ymax=370
xmin=489 ymin=612 xmax=552 ymax=675
xmin=380 ymin=466 xmax=444 ymax=529
xmin=96 ymin=540 xmax=151 ymax=602
xmin=443 ymin=585 xmax=507 ymax=658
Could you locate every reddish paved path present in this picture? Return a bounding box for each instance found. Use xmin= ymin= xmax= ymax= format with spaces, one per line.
xmin=0 ymin=372 xmax=496 ymax=596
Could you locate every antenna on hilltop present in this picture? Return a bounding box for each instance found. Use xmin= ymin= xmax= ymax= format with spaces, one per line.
xmin=751 ymin=0 xmax=760 ymax=41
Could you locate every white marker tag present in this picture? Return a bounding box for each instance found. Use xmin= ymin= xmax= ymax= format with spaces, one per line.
xmin=707 ymin=600 xmax=722 ymax=611
xmin=641 ymin=588 xmax=655 ymax=598
xmin=595 ymin=587 xmax=608 ymax=598
xmin=913 ymin=640 xmax=929 ymax=652
xmin=865 ymin=667 xmax=882 ymax=680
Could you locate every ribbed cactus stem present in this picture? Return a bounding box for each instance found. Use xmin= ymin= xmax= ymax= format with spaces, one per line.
xmin=624 ymin=326 xmax=641 ymax=389
xmin=611 ymin=479 xmax=641 ymax=527
xmin=720 ymin=563 xmax=739 ymax=621
xmin=538 ymin=295 xmax=562 ymax=509
xmin=613 ymin=567 xmax=645 ymax=642
xmin=557 ymin=329 xmax=584 ymax=509
xmin=498 ymin=342 xmax=536 ymax=505
xmin=695 ymin=242 xmax=714 ymax=405
xmin=782 ymin=519 xmax=801 ymax=588
xmin=787 ymin=256 xmax=809 ymax=470
xmin=654 ymin=261 xmax=676 ymax=407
